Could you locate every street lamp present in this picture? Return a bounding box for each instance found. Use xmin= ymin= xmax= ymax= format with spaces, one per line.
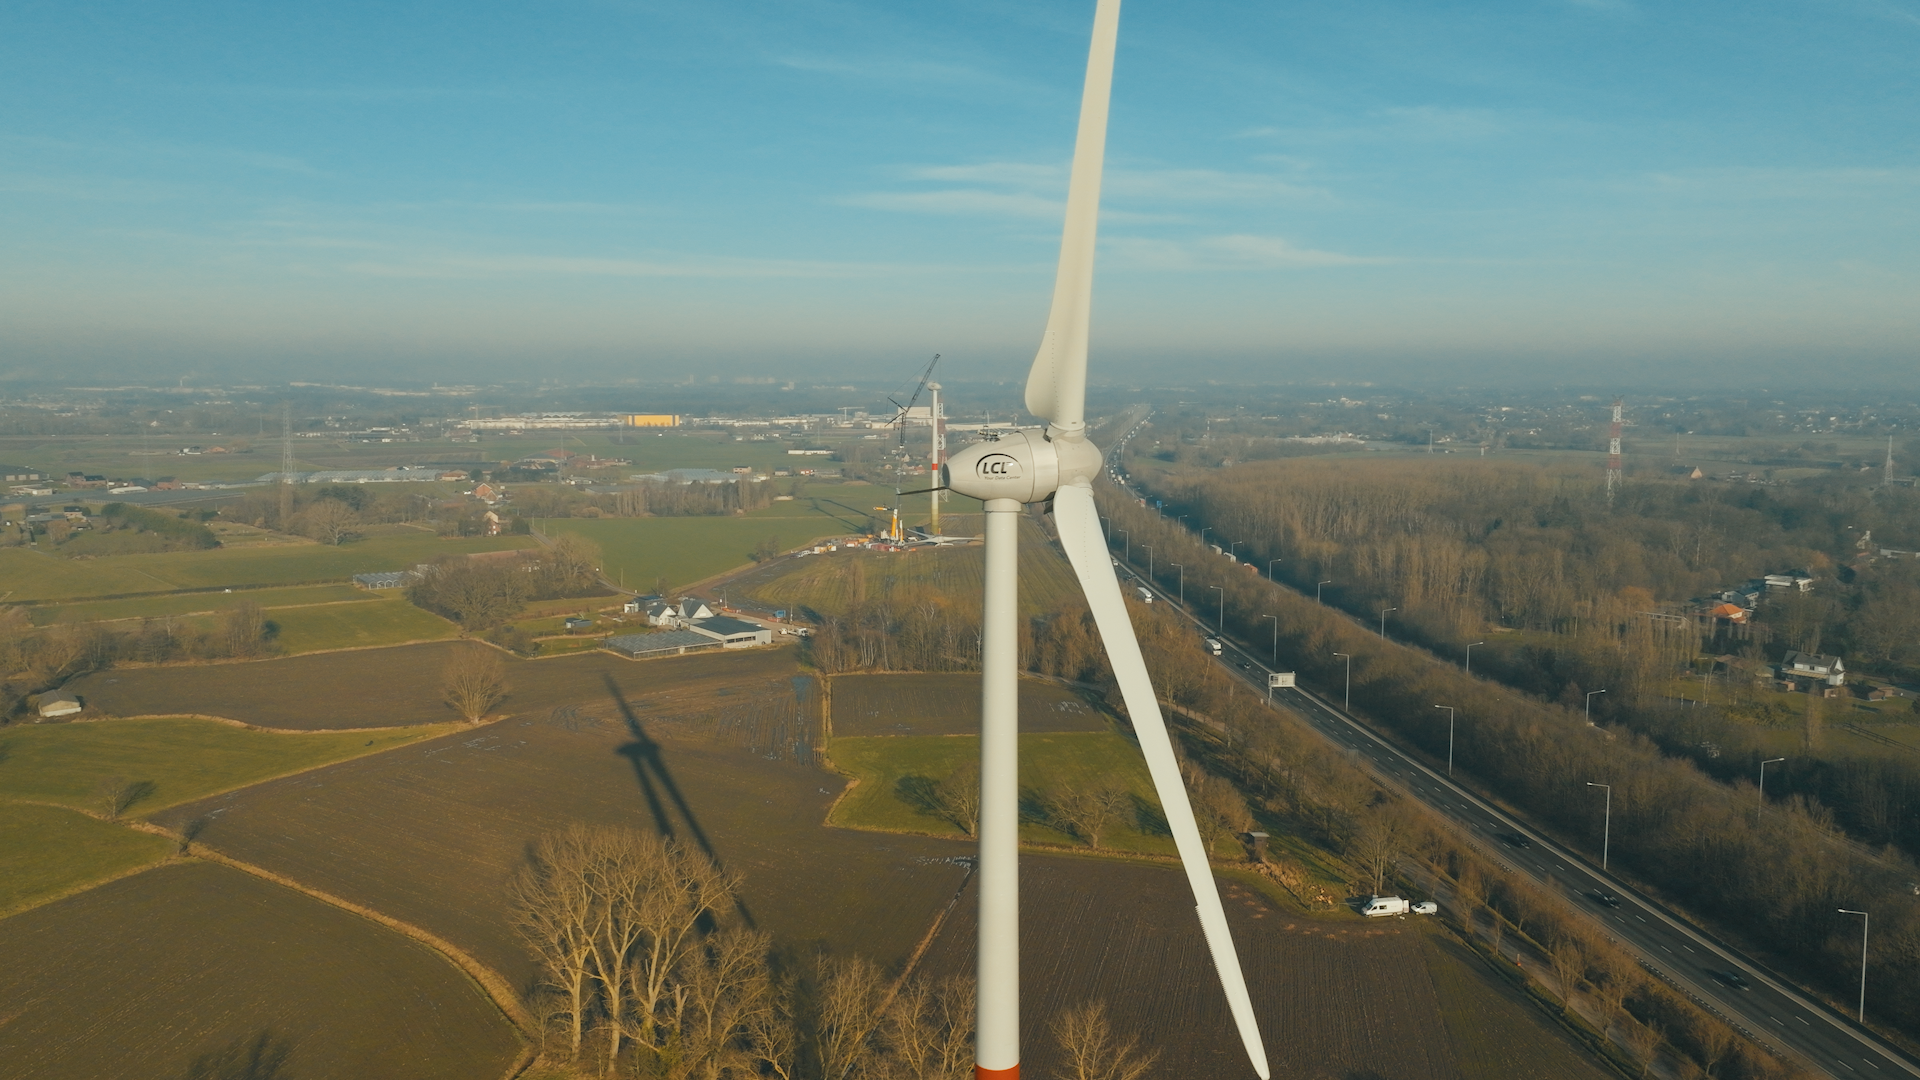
xmin=1267 ymin=559 xmax=1282 ymax=582
xmin=1838 ymin=909 xmax=1870 ymax=1022
xmin=1587 ymin=782 xmax=1612 ymax=870
xmin=1379 ymin=607 xmax=1397 ymax=638
xmin=1586 ymin=688 xmax=1606 ymax=724
xmin=1117 ymin=529 xmax=1129 ymax=560
xmin=1436 ymin=705 xmax=1456 ymax=775
xmin=1099 ymin=515 xmax=1109 ymax=541
xmin=1465 ymin=641 xmax=1485 ymax=674
xmin=1333 ymin=652 xmax=1351 ymax=711
xmin=1759 ymin=757 xmax=1786 ymax=814
xmin=1170 ymin=562 xmax=1185 ymax=605
xmin=1317 ymin=579 xmax=1332 ymax=603
xmin=1263 ymin=614 xmax=1278 ymax=665
xmin=1210 ymin=585 xmax=1224 ymax=632
xmin=1144 ymin=545 xmax=1153 ymax=580
xmin=1228 ymin=540 xmax=1243 ymax=561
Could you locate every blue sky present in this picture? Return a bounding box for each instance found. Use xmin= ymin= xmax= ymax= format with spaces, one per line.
xmin=2 ymin=0 xmax=1916 ymax=387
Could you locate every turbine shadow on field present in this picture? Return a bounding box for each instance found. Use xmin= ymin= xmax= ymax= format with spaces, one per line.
xmin=181 ymin=1029 xmax=294 ymax=1080
xmin=602 ymin=674 xmax=757 ymax=929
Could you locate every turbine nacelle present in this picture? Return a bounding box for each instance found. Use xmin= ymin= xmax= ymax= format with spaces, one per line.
xmin=944 ymin=428 xmax=1104 ymax=505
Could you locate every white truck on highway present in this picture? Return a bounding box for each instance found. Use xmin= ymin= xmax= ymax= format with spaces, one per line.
xmin=1205 ymin=638 xmax=1223 ymax=656
xmin=1134 ymin=586 xmax=1153 ymax=604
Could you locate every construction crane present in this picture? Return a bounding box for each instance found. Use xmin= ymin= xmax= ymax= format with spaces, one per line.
xmin=885 ymin=354 xmax=944 ymax=530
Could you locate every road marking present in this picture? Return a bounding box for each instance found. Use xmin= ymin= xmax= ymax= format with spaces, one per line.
xmin=1661 ymin=945 xmax=1672 ymax=953
xmin=1682 ymin=945 xmax=1694 ymax=953
xmin=1635 ymin=915 xmax=1646 ymax=922
xmin=1771 ymin=1017 xmax=1784 ymax=1025
xmin=1799 ymin=1016 xmax=1811 ymax=1025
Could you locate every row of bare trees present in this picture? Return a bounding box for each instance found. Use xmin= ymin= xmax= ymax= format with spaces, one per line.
xmin=510 ymin=824 xmax=1153 ymax=1079
xmin=1097 ymin=482 xmax=1920 ymax=1042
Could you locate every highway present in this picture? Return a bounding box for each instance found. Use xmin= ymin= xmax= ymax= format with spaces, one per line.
xmin=1110 ymin=551 xmax=1919 ymax=1080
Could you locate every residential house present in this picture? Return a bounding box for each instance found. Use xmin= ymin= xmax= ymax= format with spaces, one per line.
xmin=1780 ymin=651 xmax=1846 ymax=687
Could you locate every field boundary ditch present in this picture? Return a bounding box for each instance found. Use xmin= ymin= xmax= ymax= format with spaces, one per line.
xmin=181 ymin=843 xmax=536 ymax=1078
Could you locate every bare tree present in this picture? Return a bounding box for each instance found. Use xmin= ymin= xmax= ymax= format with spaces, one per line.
xmin=1352 ymin=808 xmax=1407 ymax=894
xmin=934 ymin=762 xmax=981 ymax=837
xmin=815 ymin=955 xmax=887 ymax=1080
xmin=1050 ymin=784 xmax=1131 ymax=850
xmin=301 ymin=497 xmax=360 ymax=545
xmin=1622 ymin=1019 xmax=1662 ymax=1078
xmin=509 ymin=827 xmax=602 ymax=1062
xmin=94 ymin=775 xmax=150 ymax=820
xmin=442 ymin=645 xmax=509 ymax=722
xmin=223 ymin=601 xmax=268 ymax=659
xmin=1694 ymin=1014 xmax=1736 ymax=1078
xmin=1050 ymin=1000 xmax=1159 ymax=1080
xmin=1549 ymin=939 xmax=1586 ymax=1016
xmin=880 ymin=975 xmax=974 ymax=1080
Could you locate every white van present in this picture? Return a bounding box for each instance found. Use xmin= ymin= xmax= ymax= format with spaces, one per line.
xmin=1361 ymin=895 xmax=1411 ymax=917
xmin=1134 ymin=587 xmax=1153 ymax=604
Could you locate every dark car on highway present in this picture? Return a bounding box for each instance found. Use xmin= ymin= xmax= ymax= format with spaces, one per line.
xmin=1592 ymin=891 xmax=1623 ymax=908
xmin=1502 ymin=833 xmax=1532 ymax=849
xmin=1714 ymin=970 xmax=1752 ymax=991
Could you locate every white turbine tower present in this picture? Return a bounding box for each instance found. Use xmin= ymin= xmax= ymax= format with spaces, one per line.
xmin=942 ymin=2 xmax=1271 ymax=1077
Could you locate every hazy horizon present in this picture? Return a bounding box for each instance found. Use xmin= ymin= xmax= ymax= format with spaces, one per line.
xmin=4 ymin=0 xmax=1916 ymax=387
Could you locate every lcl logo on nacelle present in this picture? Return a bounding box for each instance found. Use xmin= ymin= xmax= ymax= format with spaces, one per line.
xmin=975 ymin=454 xmax=1023 ymax=479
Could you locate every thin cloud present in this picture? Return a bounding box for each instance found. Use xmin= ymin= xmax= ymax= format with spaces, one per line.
xmin=1104 ymin=234 xmax=1393 ymax=271
xmin=340 ymin=252 xmax=957 ymax=280
xmin=1634 ymin=166 xmax=1920 ymax=198
xmin=844 ymin=189 xmax=1065 ymax=219
xmin=859 ymin=160 xmax=1327 ymax=218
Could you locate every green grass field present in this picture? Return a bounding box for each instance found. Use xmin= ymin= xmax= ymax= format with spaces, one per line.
xmin=540 ymin=515 xmax=853 ymax=591
xmin=0 ymin=717 xmax=457 ymax=815
xmin=826 ymin=732 xmax=1177 ymax=855
xmin=1421 ymin=930 xmax=1614 ymax=1080
xmin=27 ymin=583 xmax=376 ymax=625
xmin=268 ymin=597 xmax=460 ymax=653
xmin=0 ymin=803 xmax=174 ymax=915
xmin=0 ymin=530 xmax=537 ymax=602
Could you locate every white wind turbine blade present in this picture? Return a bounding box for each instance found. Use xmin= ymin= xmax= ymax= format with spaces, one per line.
xmin=1052 ymin=481 xmax=1271 ymax=1078
xmin=1024 ymin=0 xmax=1121 ymax=433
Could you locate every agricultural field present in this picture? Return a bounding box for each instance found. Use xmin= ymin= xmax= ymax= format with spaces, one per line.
xmin=0 ymin=803 xmax=173 ymax=915
xmin=1421 ymin=933 xmax=1615 ymax=1080
xmin=24 ymin=583 xmax=373 ymax=626
xmin=0 ymin=861 xmax=521 ymax=1080
xmin=826 ymin=732 xmax=1179 ymax=856
xmin=539 ymin=514 xmax=852 ymax=592
xmin=148 ymin=699 xmax=971 ymax=995
xmin=266 ymin=596 xmax=460 ymax=653
xmin=915 ymin=855 xmax=1611 ymax=1080
xmin=0 ymin=528 xmax=536 ymax=603
xmin=67 ymin=639 xmax=802 ymax=728
xmin=733 ymin=515 xmax=1080 ymax=619
xmin=0 ymin=717 xmax=450 ymax=814
xmin=829 ymin=672 xmax=1107 ymax=736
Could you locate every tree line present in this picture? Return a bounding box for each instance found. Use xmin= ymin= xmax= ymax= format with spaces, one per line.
xmin=1097 ymin=481 xmax=1920 ymax=1044
xmin=407 ymin=534 xmax=609 ymax=631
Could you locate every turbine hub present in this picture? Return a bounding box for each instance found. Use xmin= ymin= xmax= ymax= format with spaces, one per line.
xmin=944 ymin=428 xmax=1103 ymax=504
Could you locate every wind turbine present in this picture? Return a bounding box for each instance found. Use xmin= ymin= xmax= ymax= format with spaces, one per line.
xmin=941 ymin=1 xmax=1271 ymax=1076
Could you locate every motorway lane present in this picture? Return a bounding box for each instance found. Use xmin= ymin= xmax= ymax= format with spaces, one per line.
xmin=1113 ymin=561 xmax=1918 ymax=1080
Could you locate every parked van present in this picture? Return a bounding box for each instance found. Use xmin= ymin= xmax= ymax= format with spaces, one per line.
xmin=1361 ymin=895 xmax=1411 ymax=917
xmin=1135 ymin=587 xmax=1153 ymax=604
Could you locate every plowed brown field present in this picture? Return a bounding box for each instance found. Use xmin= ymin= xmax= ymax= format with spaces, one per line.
xmin=69 ymin=640 xmax=803 ymax=729
xmin=917 ymin=856 xmax=1612 ymax=1080
xmin=0 ymin=861 xmax=520 ymax=1080
xmin=829 ymin=672 xmax=1106 ymax=737
xmin=151 ymin=690 xmax=969 ymax=993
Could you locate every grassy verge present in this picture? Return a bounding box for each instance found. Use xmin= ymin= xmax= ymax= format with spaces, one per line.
xmin=826 ymin=732 xmax=1178 ymax=856
xmin=540 ymin=516 xmax=846 ymax=593
xmin=25 ymin=584 xmax=376 ymax=625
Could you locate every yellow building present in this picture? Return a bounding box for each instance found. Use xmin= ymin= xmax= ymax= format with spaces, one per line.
xmin=623 ymin=414 xmax=682 ymax=427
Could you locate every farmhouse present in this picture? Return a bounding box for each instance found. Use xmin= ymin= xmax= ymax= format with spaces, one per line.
xmin=37 ymin=690 xmax=83 ymax=718
xmin=1780 ymin=650 xmax=1846 ymax=687
xmin=688 ymin=616 xmax=774 ymax=649
xmin=0 ymin=465 xmax=45 ymax=483
xmin=605 ymin=630 xmax=721 ymax=659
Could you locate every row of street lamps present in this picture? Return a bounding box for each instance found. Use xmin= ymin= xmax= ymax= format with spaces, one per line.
xmin=1120 ymin=504 xmax=1879 ymax=1023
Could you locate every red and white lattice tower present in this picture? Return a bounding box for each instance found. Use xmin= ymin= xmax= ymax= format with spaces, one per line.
xmin=1606 ymin=398 xmax=1624 ymax=505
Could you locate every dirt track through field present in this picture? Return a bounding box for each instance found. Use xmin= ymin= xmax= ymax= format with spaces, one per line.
xmin=151 ymin=685 xmax=973 ymax=994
